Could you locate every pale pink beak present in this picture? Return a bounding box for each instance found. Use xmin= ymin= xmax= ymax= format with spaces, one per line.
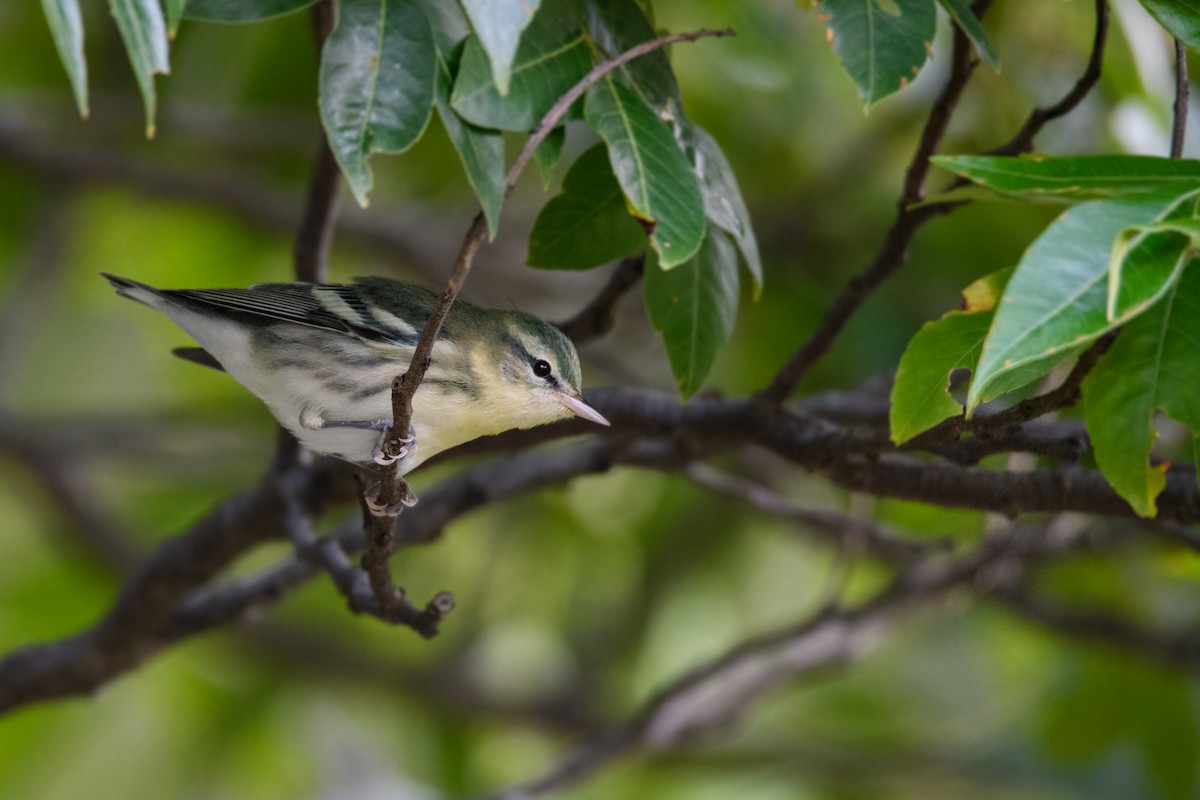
xmin=557 ymin=391 xmax=610 ymax=426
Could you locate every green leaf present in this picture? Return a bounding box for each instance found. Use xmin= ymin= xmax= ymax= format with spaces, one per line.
xmin=450 ymin=0 xmax=590 ymax=132
xmin=645 ymin=228 xmax=740 ymax=399
xmin=1137 ymin=0 xmax=1200 ymax=53
xmin=814 ymin=0 xmax=937 ymax=108
xmin=935 ymin=0 xmax=999 ymax=70
xmin=890 ymin=310 xmax=992 ymax=444
xmin=528 ymin=144 xmax=646 ymax=269
xmin=434 ymin=45 xmax=505 ymax=239
xmin=183 ymin=0 xmax=318 ymax=22
xmin=931 ymin=154 xmax=1200 ymax=203
xmin=967 ymin=193 xmax=1184 ymax=413
xmin=39 ymin=0 xmax=88 ymax=118
xmin=1107 ymin=228 xmax=1198 ymax=324
xmin=684 ymin=124 xmax=763 ymax=295
xmin=584 ymin=79 xmax=705 ymax=268
xmin=584 ymin=0 xmax=681 ymax=113
xmin=164 ymin=0 xmax=186 ymax=35
xmin=1084 ymin=264 xmax=1200 ymax=517
xmin=534 ymin=125 xmax=566 ymax=189
xmin=319 ymin=0 xmax=437 ymax=207
xmin=889 ymin=268 xmax=1011 ymax=444
xmin=461 ymin=0 xmax=542 ymax=95
xmin=109 ymin=0 xmax=171 ymax=138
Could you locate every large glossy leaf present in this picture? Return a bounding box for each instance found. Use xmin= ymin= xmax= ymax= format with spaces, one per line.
xmin=936 ymin=0 xmax=998 ymax=70
xmin=967 ymin=194 xmax=1182 ymax=413
xmin=584 ymin=0 xmax=681 ymax=113
xmin=528 ymin=144 xmax=646 ymax=269
xmin=584 ymin=79 xmax=705 ymax=268
xmin=1084 ymin=264 xmax=1200 ymax=517
xmin=890 ymin=269 xmax=1011 ymax=444
xmin=109 ymin=0 xmax=170 ymax=137
xmin=932 ymin=155 xmax=1200 ymax=203
xmin=450 ymin=0 xmax=590 ymax=132
xmin=1138 ymin=1 xmax=1200 ymax=53
xmin=183 ymin=0 xmax=318 ymax=21
xmin=460 ymin=0 xmax=542 ymax=96
xmin=39 ymin=0 xmax=88 ymax=117
xmin=434 ymin=46 xmax=504 ymax=239
xmin=319 ymin=0 xmax=436 ymax=207
xmin=684 ymin=124 xmax=763 ymax=295
xmin=815 ymin=0 xmax=937 ymax=108
xmin=645 ymin=228 xmax=740 ymax=399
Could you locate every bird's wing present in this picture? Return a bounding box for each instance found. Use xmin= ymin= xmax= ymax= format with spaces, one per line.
xmin=159 ymin=283 xmax=421 ymax=346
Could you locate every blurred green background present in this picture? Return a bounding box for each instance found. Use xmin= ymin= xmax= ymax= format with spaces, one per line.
xmin=2 ymin=1 xmax=1199 ymax=798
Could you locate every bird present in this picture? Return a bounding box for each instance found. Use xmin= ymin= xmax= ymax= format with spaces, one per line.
xmin=103 ymin=274 xmax=610 ymax=476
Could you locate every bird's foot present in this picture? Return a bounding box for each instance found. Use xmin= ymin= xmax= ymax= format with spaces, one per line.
xmin=364 ymin=479 xmax=419 ymax=517
xmin=372 ymin=425 xmax=417 ymax=467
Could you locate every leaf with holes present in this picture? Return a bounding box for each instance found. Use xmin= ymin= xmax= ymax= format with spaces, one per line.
xmin=460 ymin=0 xmax=542 ymax=95
xmin=584 ymin=79 xmax=705 ymax=268
xmin=931 ymin=155 xmax=1200 ymax=203
xmin=967 ymin=193 xmax=1184 ymax=414
xmin=1084 ymin=264 xmax=1200 ymax=517
xmin=183 ymin=0 xmax=318 ymax=21
xmin=528 ymin=144 xmax=646 ymax=269
xmin=319 ymin=0 xmax=436 ymax=207
xmin=890 ymin=268 xmax=1011 ymax=444
xmin=814 ymin=0 xmax=937 ymax=108
xmin=451 ymin=0 xmax=590 ymax=131
xmin=109 ymin=0 xmax=170 ymax=137
xmin=645 ymin=228 xmax=740 ymax=399
xmin=39 ymin=0 xmax=88 ymax=117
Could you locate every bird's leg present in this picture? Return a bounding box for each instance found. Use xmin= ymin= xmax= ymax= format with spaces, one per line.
xmin=299 ymin=407 xmax=418 ymax=467
xmin=371 ymin=425 xmax=417 ymax=467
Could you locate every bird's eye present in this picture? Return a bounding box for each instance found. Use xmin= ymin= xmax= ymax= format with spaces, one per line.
xmin=532 ymin=359 xmax=552 ymax=378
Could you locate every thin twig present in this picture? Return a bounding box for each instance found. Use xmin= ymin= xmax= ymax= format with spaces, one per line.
xmin=989 ymin=0 xmax=1109 ymax=157
xmin=758 ymin=21 xmax=979 ymax=403
xmin=557 ymin=254 xmax=646 ymax=343
xmin=361 ymin=26 xmax=736 ymax=632
xmin=1173 ymin=38 xmax=1189 ymax=159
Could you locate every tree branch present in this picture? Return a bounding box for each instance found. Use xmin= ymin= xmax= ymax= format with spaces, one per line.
xmin=1173 ymin=38 xmax=1189 ymax=159
xmin=557 ymin=254 xmax=645 ymax=344
xmin=358 ymin=27 xmax=737 ymax=632
xmin=989 ymin=0 xmax=1109 ymax=157
xmin=480 ymin=522 xmax=1082 ymax=799
xmin=759 ymin=20 xmax=979 ymax=403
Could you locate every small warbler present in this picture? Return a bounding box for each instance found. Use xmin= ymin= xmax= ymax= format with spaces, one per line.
xmin=103 ymin=274 xmax=609 ymax=471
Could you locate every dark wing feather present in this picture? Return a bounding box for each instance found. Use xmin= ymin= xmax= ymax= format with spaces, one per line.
xmin=160 ymin=283 xmax=419 ymax=345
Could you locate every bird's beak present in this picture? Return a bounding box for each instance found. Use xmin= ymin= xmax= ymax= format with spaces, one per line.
xmin=557 ymin=391 xmax=610 ymax=426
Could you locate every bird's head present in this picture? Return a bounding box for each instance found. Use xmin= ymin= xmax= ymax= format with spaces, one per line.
xmin=473 ymin=310 xmax=610 ymax=431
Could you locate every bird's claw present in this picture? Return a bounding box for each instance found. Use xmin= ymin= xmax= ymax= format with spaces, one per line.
xmin=372 ymin=426 xmax=417 ymax=467
xmin=364 ymin=479 xmax=419 ymax=517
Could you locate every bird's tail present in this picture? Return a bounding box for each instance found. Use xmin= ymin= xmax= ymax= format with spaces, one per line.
xmin=101 ymin=273 xmax=167 ymax=309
